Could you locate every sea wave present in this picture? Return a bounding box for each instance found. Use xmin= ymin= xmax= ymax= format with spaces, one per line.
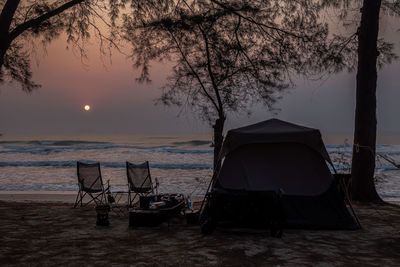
xmin=0 ymin=161 xmax=212 ymax=170
xmin=159 ymin=148 xmax=212 ymax=154
xmin=0 ymin=144 xmax=176 ymax=155
xmin=0 ymin=140 xmax=108 ymax=146
xmin=0 ymin=160 xmax=396 ymax=171
xmin=326 ymin=144 xmax=400 ymax=151
xmin=333 ymin=164 xmax=399 ymax=171
xmin=2 ymin=140 xmax=398 ymax=156
xmin=172 ymin=140 xmax=211 ymax=146
xmin=0 ymin=140 xmax=214 ymax=155
xmin=334 ymin=166 xmax=396 ymax=171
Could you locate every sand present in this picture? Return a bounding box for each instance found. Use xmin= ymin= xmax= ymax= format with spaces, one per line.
xmin=0 ymin=194 xmax=399 ymax=266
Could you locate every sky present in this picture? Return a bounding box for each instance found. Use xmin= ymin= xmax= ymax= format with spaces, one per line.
xmin=0 ymin=15 xmax=399 ymax=143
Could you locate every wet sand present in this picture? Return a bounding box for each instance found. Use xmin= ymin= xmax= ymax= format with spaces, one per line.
xmin=0 ymin=191 xmax=77 ymax=203
xmin=0 ymin=197 xmax=399 ymax=266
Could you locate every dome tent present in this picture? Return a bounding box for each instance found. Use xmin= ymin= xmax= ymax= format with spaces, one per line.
xmin=201 ymin=119 xmax=359 ymax=233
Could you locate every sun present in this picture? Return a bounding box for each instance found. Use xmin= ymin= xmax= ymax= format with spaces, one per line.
xmin=84 ymin=105 xmax=90 ymax=111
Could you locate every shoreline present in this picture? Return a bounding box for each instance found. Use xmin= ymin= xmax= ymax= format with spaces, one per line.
xmin=1 ymin=191 xmax=399 ymax=205
xmin=0 ymin=190 xmax=209 ymax=203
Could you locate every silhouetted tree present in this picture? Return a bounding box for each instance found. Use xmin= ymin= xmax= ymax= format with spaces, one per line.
xmin=350 ymin=0 xmax=400 ymax=202
xmin=0 ymin=0 xmax=122 ymax=91
xmin=123 ymin=0 xmax=354 ymax=170
xmin=321 ymin=0 xmax=399 ymax=202
xmin=349 ymin=0 xmax=383 ymax=202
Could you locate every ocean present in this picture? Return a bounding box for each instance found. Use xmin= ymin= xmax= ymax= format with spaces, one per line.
xmin=0 ymin=134 xmax=399 ymax=201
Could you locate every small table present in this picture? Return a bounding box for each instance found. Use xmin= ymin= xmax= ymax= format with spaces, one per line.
xmin=129 ymin=195 xmax=185 ymax=227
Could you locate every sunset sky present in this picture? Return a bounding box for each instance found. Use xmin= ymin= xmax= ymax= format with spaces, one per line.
xmin=0 ymin=25 xmax=399 ymax=140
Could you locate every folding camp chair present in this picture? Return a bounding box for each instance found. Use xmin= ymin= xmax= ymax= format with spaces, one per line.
xmin=74 ymin=162 xmax=108 ymax=208
xmin=126 ymin=161 xmax=158 ymax=207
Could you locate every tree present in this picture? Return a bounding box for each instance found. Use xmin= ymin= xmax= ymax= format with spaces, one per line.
xmin=0 ymin=0 xmax=121 ymax=91
xmin=349 ymin=0 xmax=400 ymax=202
xmin=321 ymin=0 xmax=399 ymax=202
xmin=123 ymin=0 xmax=351 ymax=170
xmin=350 ymin=0 xmax=383 ymax=202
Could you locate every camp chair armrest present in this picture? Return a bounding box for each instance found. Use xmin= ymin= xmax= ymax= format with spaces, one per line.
xmin=105 ymin=179 xmax=111 ymax=191
xmin=153 ymin=177 xmax=160 ymax=189
xmin=152 ymin=177 xmax=160 ymax=194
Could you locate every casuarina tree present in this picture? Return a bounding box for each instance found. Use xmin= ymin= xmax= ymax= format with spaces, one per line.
xmin=122 ymin=0 xmax=354 ymax=171
xmin=321 ymin=0 xmax=399 ymax=202
xmin=0 ymin=0 xmax=123 ymax=91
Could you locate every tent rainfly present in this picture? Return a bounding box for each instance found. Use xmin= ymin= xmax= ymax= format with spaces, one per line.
xmin=202 ymin=119 xmax=359 ymax=231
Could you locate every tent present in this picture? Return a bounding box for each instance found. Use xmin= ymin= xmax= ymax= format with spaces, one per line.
xmin=201 ymin=119 xmax=359 ymax=232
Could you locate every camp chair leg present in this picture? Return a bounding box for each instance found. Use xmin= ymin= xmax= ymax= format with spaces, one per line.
xmin=127 ymin=190 xmax=136 ymax=207
xmin=75 ymin=191 xmax=107 ymax=208
xmin=74 ymin=190 xmax=85 ymax=208
xmin=87 ymin=192 xmax=106 ymax=206
xmin=128 ymin=192 xmax=140 ymax=208
xmin=87 ymin=194 xmax=97 ymax=206
xmin=132 ymin=193 xmax=139 ymax=207
xmin=74 ymin=191 xmax=80 ymax=208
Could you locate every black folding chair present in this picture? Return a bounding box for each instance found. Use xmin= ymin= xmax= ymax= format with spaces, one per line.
xmin=126 ymin=161 xmax=158 ymax=207
xmin=74 ymin=162 xmax=108 ymax=208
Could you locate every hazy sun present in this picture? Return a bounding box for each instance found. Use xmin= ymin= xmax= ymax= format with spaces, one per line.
xmin=84 ymin=105 xmax=90 ymax=111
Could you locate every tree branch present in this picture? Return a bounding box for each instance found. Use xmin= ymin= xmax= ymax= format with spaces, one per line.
xmin=9 ymin=0 xmax=85 ymax=41
xmin=166 ymin=27 xmax=221 ymax=113
xmin=198 ymin=25 xmax=224 ymax=118
xmin=0 ymin=0 xmax=21 ymax=36
xmin=210 ymin=0 xmax=310 ymax=41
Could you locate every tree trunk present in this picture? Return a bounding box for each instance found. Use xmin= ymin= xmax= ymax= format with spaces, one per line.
xmin=0 ymin=0 xmax=21 ymax=33
xmin=0 ymin=0 xmax=21 ymax=70
xmin=350 ymin=0 xmax=382 ymax=202
xmin=0 ymin=36 xmax=9 ymax=70
xmin=212 ymin=116 xmax=225 ymax=173
xmin=0 ymin=0 xmax=84 ymax=71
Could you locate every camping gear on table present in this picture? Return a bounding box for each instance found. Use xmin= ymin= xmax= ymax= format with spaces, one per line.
xmin=74 ymin=162 xmax=108 ymax=208
xmin=200 ymin=119 xmax=360 ymax=234
xmin=126 ymin=161 xmax=159 ymax=207
xmin=129 ymin=193 xmax=185 ymax=227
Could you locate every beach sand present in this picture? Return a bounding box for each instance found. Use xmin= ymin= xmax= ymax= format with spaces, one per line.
xmin=0 ymin=194 xmax=399 ymax=266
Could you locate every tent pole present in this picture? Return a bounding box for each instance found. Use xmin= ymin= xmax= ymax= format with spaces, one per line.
xmin=341 ymin=178 xmax=362 ymax=229
xmin=198 ymin=155 xmax=223 ymax=215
